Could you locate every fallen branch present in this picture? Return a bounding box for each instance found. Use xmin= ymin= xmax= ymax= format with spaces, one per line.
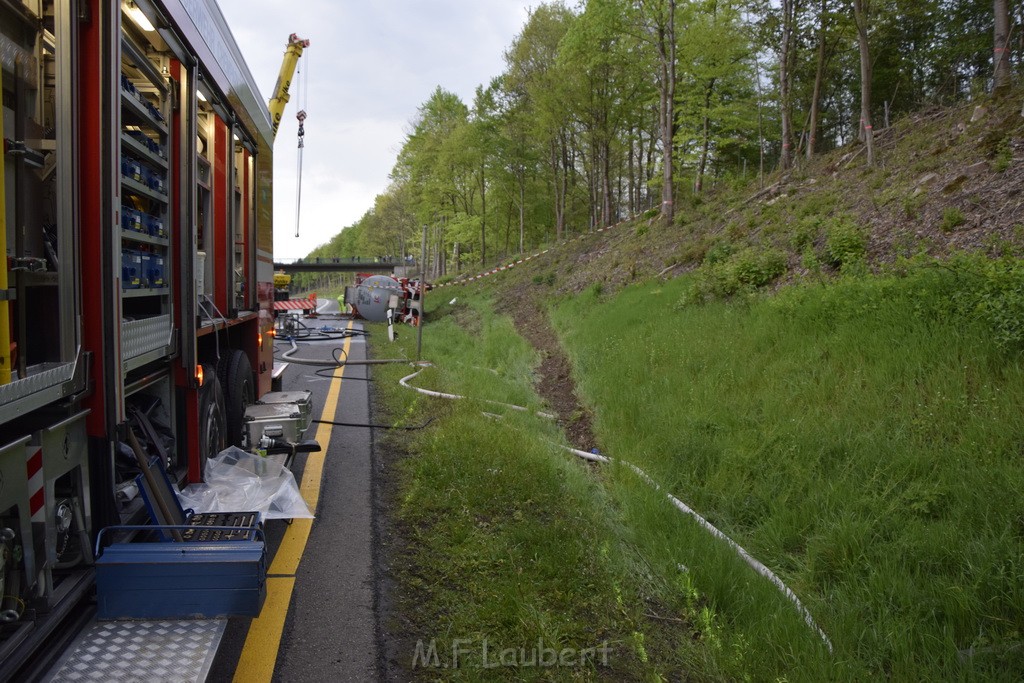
xmin=748 ymin=181 xmax=782 ymax=202
xmin=657 ymin=263 xmax=680 ymax=278
xmin=843 ymin=145 xmax=867 ymax=168
xmin=644 ymin=612 xmax=688 ymax=625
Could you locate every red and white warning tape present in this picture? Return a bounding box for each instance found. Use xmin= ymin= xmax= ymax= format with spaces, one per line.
xmin=273 ymin=299 xmax=316 ymax=311
xmin=26 ymin=446 xmax=45 ymax=523
xmin=434 ymin=217 xmax=632 ymax=289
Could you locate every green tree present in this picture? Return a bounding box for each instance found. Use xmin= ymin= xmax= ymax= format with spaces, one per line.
xmin=632 ymin=0 xmax=679 ymax=224
xmin=503 ymin=2 xmax=577 ymax=240
xmin=675 ymin=0 xmax=758 ymax=192
xmin=560 ymin=0 xmax=640 ymax=226
xmin=852 ymin=0 xmax=875 ymax=166
xmin=393 ymin=87 xmax=472 ymax=276
xmin=467 ymin=82 xmax=503 ymax=265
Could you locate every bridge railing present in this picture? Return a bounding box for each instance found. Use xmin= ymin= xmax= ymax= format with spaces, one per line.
xmin=274 ymin=256 xmax=415 ymax=266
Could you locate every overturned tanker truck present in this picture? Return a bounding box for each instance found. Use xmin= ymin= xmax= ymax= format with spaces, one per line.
xmin=345 ymin=274 xmax=427 ymax=326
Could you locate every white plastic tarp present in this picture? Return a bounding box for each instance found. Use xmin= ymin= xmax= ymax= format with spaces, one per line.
xmin=176 ymin=447 xmax=313 ymax=519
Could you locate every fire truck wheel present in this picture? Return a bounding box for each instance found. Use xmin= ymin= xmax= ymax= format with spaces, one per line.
xmin=199 ymin=363 xmax=227 ymax=463
xmin=219 ymin=350 xmax=254 ymax=448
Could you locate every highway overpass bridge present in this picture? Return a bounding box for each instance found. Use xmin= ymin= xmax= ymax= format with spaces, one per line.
xmin=273 ymin=257 xmax=412 ymax=274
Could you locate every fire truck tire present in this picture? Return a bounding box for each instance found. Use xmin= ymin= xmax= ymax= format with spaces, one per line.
xmin=199 ymin=363 xmax=227 ymax=463
xmin=218 ymin=350 xmax=254 ymax=448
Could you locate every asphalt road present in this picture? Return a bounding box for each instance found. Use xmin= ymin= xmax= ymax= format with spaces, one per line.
xmin=209 ymin=302 xmax=380 ymax=681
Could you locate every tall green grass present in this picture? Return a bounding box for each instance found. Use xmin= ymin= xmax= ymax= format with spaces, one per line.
xmin=373 ymin=292 xmax=727 ymax=680
xmin=551 ymin=263 xmax=1024 ymax=679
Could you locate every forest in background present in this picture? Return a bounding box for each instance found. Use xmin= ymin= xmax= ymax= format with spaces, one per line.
xmin=297 ymin=0 xmax=1017 ymax=285
xmin=329 ymin=2 xmax=1024 ymax=676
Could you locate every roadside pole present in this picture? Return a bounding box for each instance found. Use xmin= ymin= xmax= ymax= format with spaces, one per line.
xmin=417 ymin=224 xmax=427 ymax=361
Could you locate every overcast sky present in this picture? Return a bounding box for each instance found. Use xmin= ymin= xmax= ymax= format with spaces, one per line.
xmin=216 ymin=1 xmax=534 ymax=259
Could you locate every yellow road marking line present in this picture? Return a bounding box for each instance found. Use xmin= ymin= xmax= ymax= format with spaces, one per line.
xmin=267 ymin=518 xmax=312 ymax=577
xmin=233 ymin=321 xmax=354 ymax=683
xmin=231 ymin=577 xmax=295 ymax=682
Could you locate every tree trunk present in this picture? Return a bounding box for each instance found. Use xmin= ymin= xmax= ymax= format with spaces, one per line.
xmin=504 ymin=199 xmax=513 ymax=255
xmin=695 ymin=78 xmax=716 ymax=193
xmin=696 ymin=116 xmax=710 ymax=193
xmin=618 ymin=152 xmax=626 ymax=220
xmin=560 ymin=130 xmax=570 ymax=235
xmin=437 ymin=223 xmax=447 ymax=277
xmin=479 ymin=161 xmax=487 ymax=266
xmin=655 ymin=0 xmax=676 ymax=225
xmin=551 ymin=135 xmax=567 ymax=240
xmin=646 ymin=106 xmax=658 ymax=209
xmin=807 ymin=0 xmax=827 ymax=160
xmin=586 ymin=138 xmax=597 ymax=229
xmin=853 ymin=0 xmax=874 ymax=166
xmin=475 ymin=161 xmax=483 ymax=266
xmin=602 ymin=139 xmax=613 ymax=226
xmin=551 ymin=139 xmax=561 ymax=239
xmin=518 ymin=178 xmax=525 ymax=254
xmin=628 ymin=124 xmax=637 ymax=216
xmin=779 ymin=0 xmax=795 ymax=170
xmin=994 ymin=0 xmax=1012 ymax=93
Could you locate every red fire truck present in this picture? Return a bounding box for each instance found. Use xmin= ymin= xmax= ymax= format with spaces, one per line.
xmin=0 ymin=1 xmax=293 ymax=672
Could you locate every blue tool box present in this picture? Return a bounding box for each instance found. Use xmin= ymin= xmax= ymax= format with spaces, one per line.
xmin=95 ymin=537 xmax=266 ymax=619
xmin=94 ymin=453 xmax=266 ymax=619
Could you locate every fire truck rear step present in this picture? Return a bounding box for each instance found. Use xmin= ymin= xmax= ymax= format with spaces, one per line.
xmin=43 ymin=618 xmax=225 ymax=682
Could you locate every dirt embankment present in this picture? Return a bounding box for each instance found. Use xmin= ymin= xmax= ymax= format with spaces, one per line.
xmin=498 ymin=290 xmax=598 ymax=453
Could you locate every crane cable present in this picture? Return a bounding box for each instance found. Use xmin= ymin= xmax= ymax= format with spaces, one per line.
xmin=294 ymin=46 xmax=309 ymax=238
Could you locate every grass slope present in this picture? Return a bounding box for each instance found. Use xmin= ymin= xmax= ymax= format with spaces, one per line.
xmin=374 ymin=295 xmax=730 ymax=680
xmin=551 ymin=266 xmax=1024 ymax=679
xmin=377 ymin=92 xmax=1024 ymax=681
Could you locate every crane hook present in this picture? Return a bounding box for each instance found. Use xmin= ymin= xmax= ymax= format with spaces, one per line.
xmin=294 ymin=109 xmax=306 ymax=238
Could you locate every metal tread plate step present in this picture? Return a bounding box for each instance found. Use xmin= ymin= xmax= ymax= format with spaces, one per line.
xmin=43 ymin=618 xmax=226 ymax=682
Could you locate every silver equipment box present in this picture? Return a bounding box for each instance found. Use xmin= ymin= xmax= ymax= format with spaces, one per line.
xmin=243 ymin=403 xmax=309 ymax=447
xmin=256 ymin=390 xmax=313 ymax=432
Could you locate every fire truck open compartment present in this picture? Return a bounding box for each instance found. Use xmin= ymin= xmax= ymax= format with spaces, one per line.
xmin=116 ymin=4 xmax=180 ymax=476
xmin=119 ymin=22 xmax=173 ymax=353
xmin=0 ymin=1 xmax=281 ymax=674
xmin=1 ymin=1 xmax=81 ymax=415
xmin=0 ymin=1 xmax=92 ymax=665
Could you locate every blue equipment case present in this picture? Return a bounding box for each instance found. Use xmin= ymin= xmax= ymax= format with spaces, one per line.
xmin=95 ymin=536 xmax=266 ymax=619
xmin=94 ymin=455 xmax=267 ymax=620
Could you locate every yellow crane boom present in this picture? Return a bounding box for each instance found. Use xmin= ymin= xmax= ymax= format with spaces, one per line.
xmin=268 ymin=33 xmax=310 ymax=138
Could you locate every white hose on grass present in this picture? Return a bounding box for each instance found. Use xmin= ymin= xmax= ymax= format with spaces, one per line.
xmin=399 ymin=364 xmax=557 ymax=420
xmin=563 ymin=444 xmax=832 ymax=650
xmin=400 ymin=368 xmax=834 ymax=652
